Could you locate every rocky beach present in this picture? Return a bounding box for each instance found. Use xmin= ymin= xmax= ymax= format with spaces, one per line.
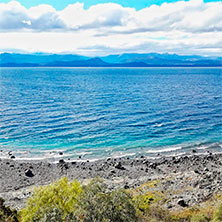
xmin=1 ymin=151 xmax=222 ymax=211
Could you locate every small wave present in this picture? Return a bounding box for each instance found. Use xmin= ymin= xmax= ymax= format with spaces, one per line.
xmin=153 ymin=123 xmax=163 ymax=127
xmin=146 ymin=146 xmax=182 ymax=154
xmin=75 ymin=151 xmax=93 ymax=156
xmin=197 ymin=145 xmax=210 ymax=150
xmin=111 ymin=152 xmax=136 ymax=158
xmin=196 ymin=142 xmax=222 ymax=150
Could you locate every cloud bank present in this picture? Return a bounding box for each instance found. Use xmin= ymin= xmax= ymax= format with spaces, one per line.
xmin=0 ymin=0 xmax=221 ymax=56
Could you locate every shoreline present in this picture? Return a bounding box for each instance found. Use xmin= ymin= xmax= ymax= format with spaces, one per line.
xmin=1 ymin=141 xmax=221 ymax=162
xmin=1 ymin=151 xmax=222 ymax=210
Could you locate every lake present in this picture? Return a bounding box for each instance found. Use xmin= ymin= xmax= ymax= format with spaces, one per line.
xmin=0 ymin=67 xmax=221 ymax=160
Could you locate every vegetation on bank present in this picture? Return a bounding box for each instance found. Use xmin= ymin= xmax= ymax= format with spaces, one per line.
xmin=1 ymin=177 xmax=222 ymax=222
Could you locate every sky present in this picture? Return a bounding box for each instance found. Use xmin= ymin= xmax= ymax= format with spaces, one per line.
xmin=0 ymin=0 xmax=222 ymax=56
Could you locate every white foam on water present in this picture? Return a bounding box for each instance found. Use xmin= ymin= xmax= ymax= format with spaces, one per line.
xmin=197 ymin=145 xmax=210 ymax=150
xmin=146 ymin=146 xmax=182 ymax=154
xmin=111 ymin=152 xmax=136 ymax=158
xmin=153 ymin=123 xmax=163 ymax=127
xmin=75 ymin=151 xmax=93 ymax=156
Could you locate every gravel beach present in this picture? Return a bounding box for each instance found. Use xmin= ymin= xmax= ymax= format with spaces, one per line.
xmin=1 ymin=152 xmax=222 ymax=210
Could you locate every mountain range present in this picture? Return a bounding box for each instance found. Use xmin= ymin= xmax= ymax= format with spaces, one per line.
xmin=0 ymin=53 xmax=221 ymax=67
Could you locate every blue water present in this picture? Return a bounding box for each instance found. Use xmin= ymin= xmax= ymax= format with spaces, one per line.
xmin=0 ymin=67 xmax=221 ymax=160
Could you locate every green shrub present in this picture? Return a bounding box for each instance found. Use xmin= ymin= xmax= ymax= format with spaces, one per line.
xmin=191 ymin=213 xmax=210 ymax=222
xmin=21 ymin=177 xmax=222 ymax=222
xmin=20 ymin=177 xmax=82 ymax=222
xmin=20 ymin=177 xmax=137 ymax=222
xmin=75 ymin=178 xmax=137 ymax=222
xmin=132 ymin=182 xmax=170 ymax=221
xmin=213 ymin=202 xmax=222 ymax=222
xmin=0 ymin=197 xmax=19 ymax=222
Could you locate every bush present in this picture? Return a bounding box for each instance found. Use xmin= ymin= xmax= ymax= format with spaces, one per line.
xmin=0 ymin=197 xmax=19 ymax=222
xmin=191 ymin=213 xmax=210 ymax=222
xmin=20 ymin=177 xmax=222 ymax=222
xmin=20 ymin=177 xmax=137 ymax=222
xmin=213 ymin=202 xmax=222 ymax=222
xmin=132 ymin=181 xmax=170 ymax=222
xmin=75 ymin=178 xmax=137 ymax=222
xmin=20 ymin=177 xmax=82 ymax=222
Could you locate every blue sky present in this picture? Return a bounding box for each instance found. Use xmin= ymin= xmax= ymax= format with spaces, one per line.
xmin=0 ymin=0 xmax=221 ymax=56
xmin=0 ymin=0 xmax=220 ymax=10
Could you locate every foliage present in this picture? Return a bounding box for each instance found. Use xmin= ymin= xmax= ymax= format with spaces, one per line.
xmin=20 ymin=177 xmax=82 ymax=222
xmin=75 ymin=178 xmax=137 ymax=222
xmin=0 ymin=197 xmax=19 ymax=222
xmin=190 ymin=213 xmax=210 ymax=222
xmin=213 ymin=202 xmax=222 ymax=222
xmin=18 ymin=177 xmax=222 ymax=222
xmin=131 ymin=180 xmax=169 ymax=221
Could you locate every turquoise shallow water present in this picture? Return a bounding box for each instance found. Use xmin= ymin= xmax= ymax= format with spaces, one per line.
xmin=0 ymin=67 xmax=221 ymax=160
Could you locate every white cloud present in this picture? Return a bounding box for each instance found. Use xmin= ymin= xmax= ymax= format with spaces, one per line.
xmin=0 ymin=1 xmax=65 ymax=31
xmin=0 ymin=0 xmax=221 ymax=56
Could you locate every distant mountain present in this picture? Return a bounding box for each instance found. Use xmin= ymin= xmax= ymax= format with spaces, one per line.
xmin=46 ymin=58 xmax=109 ymax=67
xmin=0 ymin=53 xmax=89 ymax=65
xmin=101 ymin=53 xmax=222 ymax=66
xmin=0 ymin=53 xmax=221 ymax=67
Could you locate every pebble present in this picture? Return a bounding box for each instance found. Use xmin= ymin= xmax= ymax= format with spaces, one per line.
xmin=115 ymin=162 xmax=126 ymax=170
xmin=177 ymin=199 xmax=188 ymax=207
xmin=25 ymin=169 xmax=34 ymax=178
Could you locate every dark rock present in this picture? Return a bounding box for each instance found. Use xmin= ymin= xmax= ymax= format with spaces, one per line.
xmin=149 ymin=163 xmax=157 ymax=169
xmin=111 ymin=170 xmax=116 ymax=174
xmin=194 ymin=170 xmax=200 ymax=174
xmin=97 ymin=167 xmax=103 ymax=171
xmin=124 ymin=184 xmax=130 ymax=189
xmin=25 ymin=169 xmax=34 ymax=177
xmin=192 ymin=149 xmax=197 ymax=153
xmin=79 ymin=156 xmax=82 ymax=159
xmin=177 ymin=199 xmax=188 ymax=207
xmin=173 ymin=159 xmax=180 ymax=164
xmin=141 ymin=155 xmax=145 ymax=158
xmin=59 ymin=152 xmax=63 ymax=155
xmin=193 ymin=181 xmax=199 ymax=187
xmin=64 ymin=164 xmax=69 ymax=170
xmin=207 ymin=151 xmax=212 ymax=155
xmin=207 ymin=156 xmax=213 ymax=161
xmin=115 ymin=162 xmax=126 ymax=170
xmin=59 ymin=159 xmax=65 ymax=164
xmin=11 ymin=155 xmax=15 ymax=159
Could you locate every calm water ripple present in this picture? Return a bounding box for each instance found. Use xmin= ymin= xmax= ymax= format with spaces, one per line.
xmin=0 ymin=67 xmax=221 ymax=160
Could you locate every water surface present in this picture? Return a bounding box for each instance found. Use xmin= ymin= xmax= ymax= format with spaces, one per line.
xmin=0 ymin=67 xmax=221 ymax=160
